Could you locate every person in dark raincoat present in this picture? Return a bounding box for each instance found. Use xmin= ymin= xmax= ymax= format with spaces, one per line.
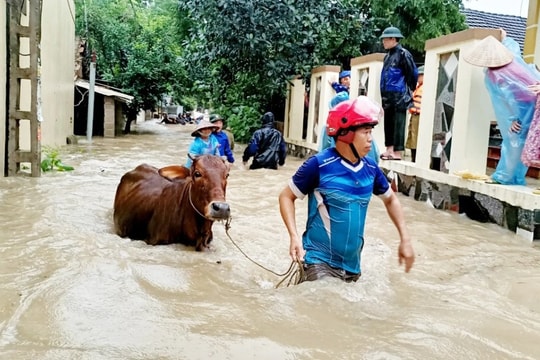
xmin=242 ymin=112 xmax=287 ymax=170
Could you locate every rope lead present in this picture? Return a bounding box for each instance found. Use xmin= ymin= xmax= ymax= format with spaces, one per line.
xmin=223 ymin=218 xmax=304 ymax=288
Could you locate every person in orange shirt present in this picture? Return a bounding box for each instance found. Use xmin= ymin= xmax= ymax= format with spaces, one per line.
xmin=406 ymin=65 xmax=424 ymax=162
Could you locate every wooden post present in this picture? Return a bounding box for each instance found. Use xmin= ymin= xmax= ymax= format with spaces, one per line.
xmin=6 ymin=0 xmax=42 ymax=177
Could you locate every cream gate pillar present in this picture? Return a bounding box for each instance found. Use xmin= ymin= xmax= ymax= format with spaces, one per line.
xmin=417 ymin=28 xmax=502 ymax=174
xmin=283 ymin=76 xmax=306 ymax=144
xmin=350 ymin=53 xmax=386 ymax=156
xmin=306 ymin=65 xmax=341 ymax=150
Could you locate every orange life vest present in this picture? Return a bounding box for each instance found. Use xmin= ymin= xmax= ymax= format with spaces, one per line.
xmin=409 ymin=83 xmax=423 ymax=114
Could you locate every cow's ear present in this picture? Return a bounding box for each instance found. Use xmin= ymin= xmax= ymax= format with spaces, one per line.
xmin=159 ymin=165 xmax=190 ymax=180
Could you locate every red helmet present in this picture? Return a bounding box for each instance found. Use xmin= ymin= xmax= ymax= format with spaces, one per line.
xmin=326 ymin=96 xmax=382 ymax=143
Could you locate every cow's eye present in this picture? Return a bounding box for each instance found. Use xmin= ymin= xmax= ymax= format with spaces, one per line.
xmin=194 ymin=170 xmax=202 ymax=178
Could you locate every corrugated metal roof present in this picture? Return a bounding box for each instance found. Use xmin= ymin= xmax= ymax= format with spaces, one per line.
xmin=75 ymin=80 xmax=133 ymax=103
xmin=462 ymin=8 xmax=526 ymax=52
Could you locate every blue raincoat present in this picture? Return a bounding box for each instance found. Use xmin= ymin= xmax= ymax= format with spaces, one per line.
xmin=485 ymin=38 xmax=540 ymax=185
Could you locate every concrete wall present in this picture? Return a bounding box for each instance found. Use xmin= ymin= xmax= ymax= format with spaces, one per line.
xmin=418 ymin=28 xmax=500 ymax=174
xmin=0 ymin=0 xmax=75 ymax=175
xmin=283 ymin=65 xmax=340 ymax=158
xmin=0 ymin=1 xmax=6 ymax=174
xmin=350 ymin=53 xmax=386 ymax=156
xmin=104 ymin=97 xmax=115 ymax=138
xmin=40 ymin=1 xmax=76 ymax=146
xmin=524 ymin=0 xmax=539 ymax=64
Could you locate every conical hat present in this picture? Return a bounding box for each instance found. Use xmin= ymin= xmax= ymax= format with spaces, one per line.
xmin=463 ymin=36 xmax=514 ymax=67
xmin=191 ymin=120 xmax=217 ymax=137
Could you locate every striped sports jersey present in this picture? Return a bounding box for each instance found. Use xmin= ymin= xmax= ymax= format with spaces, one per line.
xmin=288 ymin=148 xmax=390 ymax=274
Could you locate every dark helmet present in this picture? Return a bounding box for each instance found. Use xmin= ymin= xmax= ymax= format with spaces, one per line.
xmin=326 ymin=96 xmax=382 ymax=144
xmin=261 ymin=112 xmax=275 ymax=124
xmin=209 ymin=114 xmax=224 ymax=123
xmin=379 ymin=26 xmax=404 ymax=39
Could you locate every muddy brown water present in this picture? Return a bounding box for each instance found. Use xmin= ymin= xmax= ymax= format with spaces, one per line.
xmin=1 ymin=120 xmax=539 ymax=360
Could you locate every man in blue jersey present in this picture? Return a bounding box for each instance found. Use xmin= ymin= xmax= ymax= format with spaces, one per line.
xmin=278 ymin=96 xmax=415 ymax=283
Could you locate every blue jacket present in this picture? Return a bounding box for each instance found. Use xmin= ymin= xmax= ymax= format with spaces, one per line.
xmin=380 ymin=44 xmax=418 ymax=111
xmin=214 ymin=131 xmax=235 ymax=163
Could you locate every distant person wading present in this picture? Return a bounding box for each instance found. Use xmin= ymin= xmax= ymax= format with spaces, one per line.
xmin=242 ymin=112 xmax=287 ymax=170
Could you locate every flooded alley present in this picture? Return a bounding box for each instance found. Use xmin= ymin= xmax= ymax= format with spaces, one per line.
xmin=1 ymin=120 xmax=539 ymax=360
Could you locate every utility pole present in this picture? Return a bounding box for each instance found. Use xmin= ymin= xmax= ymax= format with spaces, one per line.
xmin=86 ymin=51 xmax=97 ymax=142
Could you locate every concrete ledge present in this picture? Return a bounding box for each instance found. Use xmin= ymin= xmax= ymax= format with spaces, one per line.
xmin=380 ymin=160 xmax=540 ymax=210
xmin=381 ymin=160 xmax=540 ymax=242
xmin=285 ymin=143 xmax=540 ymax=241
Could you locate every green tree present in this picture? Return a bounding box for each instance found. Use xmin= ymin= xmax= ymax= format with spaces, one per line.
xmin=179 ymin=0 xmax=375 ymax=105
xmin=75 ymin=0 xmax=184 ymax=131
xmin=370 ymin=0 xmax=467 ymax=55
xmin=178 ymin=0 xmax=467 ymax=141
xmin=75 ymin=0 xmax=467 ymax=141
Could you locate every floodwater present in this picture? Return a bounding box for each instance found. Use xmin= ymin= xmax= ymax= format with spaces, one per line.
xmin=1 ymin=120 xmax=539 ymax=360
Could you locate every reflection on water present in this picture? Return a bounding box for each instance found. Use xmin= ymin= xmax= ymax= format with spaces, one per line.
xmin=0 ymin=120 xmax=539 ymax=359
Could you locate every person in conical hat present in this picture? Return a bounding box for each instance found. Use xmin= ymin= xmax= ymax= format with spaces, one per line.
xmin=186 ymin=120 xmax=220 ymax=167
xmin=463 ymin=35 xmax=514 ymax=68
xmin=465 ymin=33 xmax=540 ymax=185
xmin=190 ymin=120 xmax=218 ymax=137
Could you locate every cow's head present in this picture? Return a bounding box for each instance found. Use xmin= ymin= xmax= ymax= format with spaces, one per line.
xmin=189 ymin=155 xmax=230 ymax=220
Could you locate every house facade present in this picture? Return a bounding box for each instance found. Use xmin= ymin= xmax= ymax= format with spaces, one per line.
xmin=1 ymin=0 xmax=75 ymax=176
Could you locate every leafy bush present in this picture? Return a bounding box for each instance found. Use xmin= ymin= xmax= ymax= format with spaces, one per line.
xmin=225 ymin=105 xmax=261 ymax=143
xmin=41 ymin=147 xmax=74 ymax=172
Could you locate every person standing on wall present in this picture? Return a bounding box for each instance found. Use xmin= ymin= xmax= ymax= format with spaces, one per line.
xmin=406 ymin=65 xmax=424 ymax=162
xmin=464 ymin=34 xmax=540 ymax=185
xmin=379 ymin=26 xmax=418 ymax=161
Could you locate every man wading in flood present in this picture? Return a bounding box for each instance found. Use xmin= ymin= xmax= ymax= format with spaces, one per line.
xmin=279 ymin=97 xmax=415 ymax=283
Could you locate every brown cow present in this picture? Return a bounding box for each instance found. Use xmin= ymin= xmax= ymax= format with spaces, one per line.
xmin=113 ymin=155 xmax=230 ymax=250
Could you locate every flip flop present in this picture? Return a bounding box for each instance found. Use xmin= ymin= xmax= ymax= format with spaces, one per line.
xmin=485 ymin=178 xmax=501 ymax=184
xmin=380 ymin=154 xmax=402 ymax=161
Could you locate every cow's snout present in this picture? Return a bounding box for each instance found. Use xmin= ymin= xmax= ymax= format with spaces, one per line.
xmin=209 ymin=201 xmax=230 ymax=220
